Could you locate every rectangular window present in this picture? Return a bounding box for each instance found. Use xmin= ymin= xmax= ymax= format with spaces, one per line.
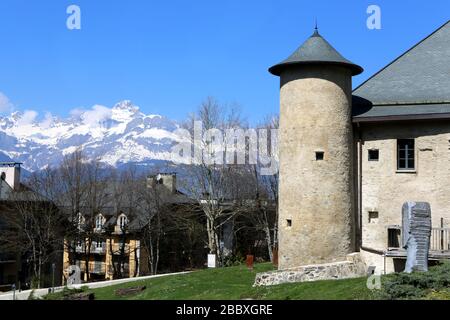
xmin=368 ymin=211 xmax=379 ymax=224
xmin=388 ymin=227 xmax=401 ymax=248
xmin=286 ymin=219 xmax=292 ymax=227
xmin=397 ymin=139 xmax=415 ymax=170
xmin=315 ymin=151 xmax=324 ymax=161
xmin=368 ymin=149 xmax=379 ymax=161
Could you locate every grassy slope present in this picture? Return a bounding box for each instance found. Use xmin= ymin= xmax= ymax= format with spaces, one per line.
xmin=74 ymin=263 xmax=374 ymax=300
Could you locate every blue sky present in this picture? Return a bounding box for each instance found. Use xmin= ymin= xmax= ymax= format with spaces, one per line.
xmin=0 ymin=0 xmax=448 ymax=124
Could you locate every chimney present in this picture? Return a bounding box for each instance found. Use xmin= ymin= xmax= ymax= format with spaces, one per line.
xmin=0 ymin=162 xmax=22 ymax=191
xmin=147 ymin=173 xmax=177 ymax=194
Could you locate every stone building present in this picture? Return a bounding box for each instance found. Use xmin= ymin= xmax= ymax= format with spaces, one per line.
xmin=271 ymin=20 xmax=450 ymax=276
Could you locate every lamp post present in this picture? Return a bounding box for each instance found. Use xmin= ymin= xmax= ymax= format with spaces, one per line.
xmin=51 ymin=263 xmax=56 ymax=293
xmin=11 ymin=283 xmax=16 ymax=300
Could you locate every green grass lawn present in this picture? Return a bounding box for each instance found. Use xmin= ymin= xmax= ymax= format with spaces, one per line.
xmin=46 ymin=263 xmax=376 ymax=300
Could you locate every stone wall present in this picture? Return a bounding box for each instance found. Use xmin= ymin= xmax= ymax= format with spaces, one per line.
xmin=358 ymin=121 xmax=450 ymax=272
xmin=254 ymin=253 xmax=366 ymax=286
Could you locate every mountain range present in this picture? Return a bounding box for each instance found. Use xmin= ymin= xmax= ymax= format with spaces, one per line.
xmin=0 ymin=101 xmax=181 ymax=172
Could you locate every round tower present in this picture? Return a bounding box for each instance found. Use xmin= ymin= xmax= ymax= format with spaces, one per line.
xmin=270 ymin=28 xmax=363 ymax=269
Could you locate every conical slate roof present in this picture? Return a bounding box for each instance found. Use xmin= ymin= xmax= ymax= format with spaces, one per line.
xmin=269 ymin=29 xmax=363 ymax=76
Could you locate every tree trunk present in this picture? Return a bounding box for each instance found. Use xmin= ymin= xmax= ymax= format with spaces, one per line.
xmin=264 ymin=225 xmax=273 ymax=262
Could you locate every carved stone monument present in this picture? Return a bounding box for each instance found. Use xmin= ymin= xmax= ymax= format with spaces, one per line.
xmin=402 ymin=202 xmax=432 ymax=273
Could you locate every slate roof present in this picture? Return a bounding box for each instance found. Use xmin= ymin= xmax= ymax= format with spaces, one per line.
xmin=61 ymin=179 xmax=194 ymax=233
xmin=353 ymin=20 xmax=450 ymax=122
xmin=269 ymin=28 xmax=363 ymax=76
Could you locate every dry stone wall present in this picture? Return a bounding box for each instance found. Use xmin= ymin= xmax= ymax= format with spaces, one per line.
xmin=254 ymin=253 xmax=366 ymax=286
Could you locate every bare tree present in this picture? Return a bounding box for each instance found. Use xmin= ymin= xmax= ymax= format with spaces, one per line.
xmin=0 ymin=173 xmax=65 ymax=288
xmin=79 ymin=159 xmax=110 ymax=281
xmin=135 ymin=175 xmax=164 ymax=275
xmin=106 ymin=166 xmax=140 ymax=279
xmin=249 ymin=115 xmax=279 ymax=261
xmin=180 ymin=97 xmax=249 ymax=264
xmin=57 ymin=150 xmax=111 ymax=281
xmin=57 ymin=150 xmax=89 ymax=267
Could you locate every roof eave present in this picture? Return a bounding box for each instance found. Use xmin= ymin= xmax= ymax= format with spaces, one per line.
xmin=269 ymin=60 xmax=363 ymax=77
xmin=353 ymin=112 xmax=450 ymax=123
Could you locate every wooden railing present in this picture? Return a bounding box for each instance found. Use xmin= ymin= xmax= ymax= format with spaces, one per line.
xmin=430 ymin=228 xmax=450 ymax=252
xmin=385 ymin=227 xmax=450 ymax=254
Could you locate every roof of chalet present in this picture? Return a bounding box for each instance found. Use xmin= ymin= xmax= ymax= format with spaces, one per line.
xmin=62 ymin=179 xmax=194 ymax=233
xmin=269 ymin=28 xmax=363 ymax=76
xmin=353 ymin=20 xmax=450 ymax=122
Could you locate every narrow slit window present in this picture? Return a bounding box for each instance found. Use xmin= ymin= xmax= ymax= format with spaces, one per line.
xmin=397 ymin=139 xmax=415 ymax=170
xmin=368 ymin=149 xmax=379 ymax=161
xmin=315 ymin=152 xmax=324 ymax=161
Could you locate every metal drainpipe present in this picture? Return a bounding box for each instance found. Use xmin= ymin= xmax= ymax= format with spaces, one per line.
xmin=356 ymin=122 xmax=363 ymax=250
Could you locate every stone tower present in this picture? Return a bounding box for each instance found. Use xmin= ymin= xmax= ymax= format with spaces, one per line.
xmin=270 ymin=28 xmax=363 ymax=269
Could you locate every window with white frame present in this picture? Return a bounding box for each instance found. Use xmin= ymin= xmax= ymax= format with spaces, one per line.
xmin=95 ymin=214 xmax=104 ymax=230
xmin=77 ymin=212 xmax=84 ymax=230
xmin=96 ymin=240 xmax=104 ymax=249
xmin=118 ymin=215 xmax=128 ymax=229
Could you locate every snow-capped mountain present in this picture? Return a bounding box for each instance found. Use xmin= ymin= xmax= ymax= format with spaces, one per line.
xmin=0 ymin=101 xmax=181 ymax=171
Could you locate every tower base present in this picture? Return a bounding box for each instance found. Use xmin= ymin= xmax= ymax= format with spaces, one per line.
xmin=254 ymin=253 xmax=366 ymax=287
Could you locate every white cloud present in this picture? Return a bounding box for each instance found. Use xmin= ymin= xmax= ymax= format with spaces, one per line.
xmin=80 ymin=105 xmax=112 ymax=127
xmin=0 ymin=92 xmax=14 ymax=113
xmin=40 ymin=112 xmax=54 ymax=128
xmin=18 ymin=110 xmax=38 ymax=126
xmin=70 ymin=107 xmax=85 ymax=118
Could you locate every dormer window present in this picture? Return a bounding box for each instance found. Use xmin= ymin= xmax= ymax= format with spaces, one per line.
xmin=77 ymin=212 xmax=84 ymax=231
xmin=95 ymin=214 xmax=104 ymax=230
xmin=118 ymin=214 xmax=128 ymax=229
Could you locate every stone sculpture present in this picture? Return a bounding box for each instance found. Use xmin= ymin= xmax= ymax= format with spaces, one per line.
xmin=402 ymin=202 xmax=432 ymax=273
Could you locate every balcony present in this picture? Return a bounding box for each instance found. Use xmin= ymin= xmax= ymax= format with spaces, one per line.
xmin=385 ymin=227 xmax=450 ymax=259
xmin=111 ymin=243 xmax=130 ymax=255
xmin=430 ymin=228 xmax=450 ymax=252
xmin=74 ymin=242 xmax=107 ymax=255
xmin=108 ymin=263 xmax=130 ymax=278
xmin=76 ymin=261 xmax=106 ymax=275
xmin=92 ymin=243 xmax=107 ymax=255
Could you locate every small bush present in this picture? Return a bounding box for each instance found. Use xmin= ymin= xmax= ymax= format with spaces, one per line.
xmin=424 ymin=289 xmax=450 ymax=300
xmin=221 ymin=254 xmax=245 ymax=267
xmin=377 ymin=261 xmax=450 ymax=300
xmin=28 ymin=290 xmax=37 ymax=300
xmin=44 ymin=286 xmax=85 ymax=300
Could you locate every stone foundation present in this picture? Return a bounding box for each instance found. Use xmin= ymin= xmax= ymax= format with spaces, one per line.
xmin=254 ymin=253 xmax=366 ymax=286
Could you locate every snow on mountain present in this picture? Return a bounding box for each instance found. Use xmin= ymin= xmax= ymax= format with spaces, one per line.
xmin=0 ymin=101 xmax=181 ymax=171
